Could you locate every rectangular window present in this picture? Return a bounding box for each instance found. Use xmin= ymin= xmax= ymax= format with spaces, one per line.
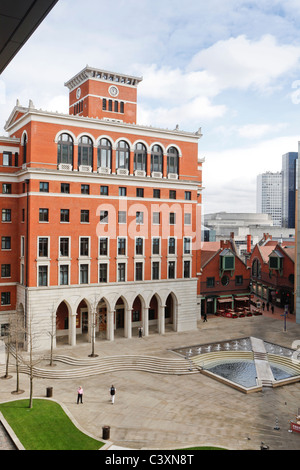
xmin=80 ymin=264 xmax=89 ymax=284
xmin=135 ymin=237 xmax=143 ymax=255
xmin=1 ymin=264 xmax=11 ymax=278
xmin=235 ymin=275 xmax=243 ymax=285
xmin=81 ymin=184 xmax=90 ymax=194
xmin=1 ymin=237 xmax=11 ymax=250
xmin=119 ymin=187 xmax=127 ymax=197
xmin=118 ymin=263 xmax=126 ymax=282
xmin=39 ymin=208 xmax=49 ymax=222
xmin=99 ymin=263 xmax=108 ymax=283
xmin=60 ymin=265 xmax=69 ymax=285
xmin=60 ymin=209 xmax=70 ymax=222
xmin=152 ymin=238 xmax=160 ymax=255
xmin=136 ymin=188 xmax=144 ymax=197
xmin=80 ymin=210 xmax=89 ymax=223
xmin=61 ymin=183 xmax=70 ymax=193
xmin=206 ymin=277 xmax=215 ymax=288
xmin=168 ymin=237 xmax=176 ymax=254
xmin=169 ymin=212 xmax=176 ymax=225
xmin=185 ymin=191 xmax=191 ymax=200
xmin=102 ymin=98 xmax=107 ymax=110
xmin=99 ymin=237 xmax=108 ymax=256
xmin=100 ymin=185 xmax=109 ymax=196
xmin=169 ymin=190 xmax=176 ymax=199
xmin=184 ymin=260 xmax=191 ymax=278
xmin=80 ymin=237 xmax=89 ymax=257
xmin=60 ymin=238 xmax=69 ymax=257
xmin=3 ymin=152 xmax=12 ymax=166
xmin=135 ymin=262 xmax=143 ymax=281
xmin=118 ymin=238 xmax=126 ymax=256
xmin=2 ymin=209 xmax=11 ymax=222
xmin=38 ymin=266 xmax=48 ymax=286
xmin=183 ymin=237 xmax=191 ymax=254
xmin=38 ymin=238 xmax=48 ymax=257
xmin=100 ymin=210 xmax=108 ymax=224
xmin=136 ymin=211 xmax=144 ymax=224
xmin=39 ymin=182 xmax=49 ymax=192
xmin=1 ymin=292 xmax=10 ymax=305
xmin=168 ymin=261 xmax=175 ymax=279
xmin=2 ymin=184 xmax=11 ymax=194
xmin=153 ymin=189 xmax=160 ymax=198
xmin=118 ymin=211 xmax=126 ymax=224
xmin=152 ymin=261 xmax=159 ymax=280
xmin=153 ymin=212 xmax=160 ymax=224
xmin=184 ymin=213 xmax=191 ymax=225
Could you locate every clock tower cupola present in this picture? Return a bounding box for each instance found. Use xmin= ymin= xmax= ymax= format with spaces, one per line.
xmin=65 ymin=66 xmax=143 ymax=124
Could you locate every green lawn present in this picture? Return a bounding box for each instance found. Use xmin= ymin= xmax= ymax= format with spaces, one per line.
xmin=0 ymin=399 xmax=104 ymax=450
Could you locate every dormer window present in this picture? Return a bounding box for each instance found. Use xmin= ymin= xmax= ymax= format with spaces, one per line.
xmin=220 ymin=249 xmax=235 ymax=276
xmin=269 ymin=251 xmax=283 ymax=273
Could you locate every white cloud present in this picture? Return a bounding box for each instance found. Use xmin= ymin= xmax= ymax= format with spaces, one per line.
xmin=202 ymin=134 xmax=299 ymax=214
xmin=188 ymin=34 xmax=300 ymax=93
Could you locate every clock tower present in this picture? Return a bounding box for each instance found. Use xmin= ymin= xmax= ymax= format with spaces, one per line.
xmin=65 ymin=66 xmax=143 ymax=124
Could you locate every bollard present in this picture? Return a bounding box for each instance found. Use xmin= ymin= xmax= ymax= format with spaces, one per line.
xmin=102 ymin=426 xmax=110 ymax=440
xmin=46 ymin=387 xmax=53 ymax=398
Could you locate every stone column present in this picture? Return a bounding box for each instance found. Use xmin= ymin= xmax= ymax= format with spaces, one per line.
xmin=158 ymin=305 xmax=166 ymax=335
xmin=107 ymin=310 xmax=115 ymax=341
xmin=125 ymin=308 xmax=132 ymax=338
xmin=143 ymin=307 xmax=149 ymax=337
xmin=69 ymin=312 xmax=77 ymax=346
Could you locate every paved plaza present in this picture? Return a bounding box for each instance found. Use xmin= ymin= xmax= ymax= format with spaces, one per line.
xmin=1 ymin=311 xmax=300 ymax=451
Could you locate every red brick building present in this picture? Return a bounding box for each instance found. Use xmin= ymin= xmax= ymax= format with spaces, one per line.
xmin=0 ymin=66 xmax=203 ymax=348
xmin=199 ymin=239 xmax=251 ymax=315
xmin=250 ymin=238 xmax=295 ymax=312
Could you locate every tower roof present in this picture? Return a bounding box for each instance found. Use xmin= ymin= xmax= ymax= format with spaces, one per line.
xmin=64 ymin=65 xmax=143 ymax=91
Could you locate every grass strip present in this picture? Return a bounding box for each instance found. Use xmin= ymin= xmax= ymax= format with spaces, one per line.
xmin=0 ymin=399 xmax=104 ymax=450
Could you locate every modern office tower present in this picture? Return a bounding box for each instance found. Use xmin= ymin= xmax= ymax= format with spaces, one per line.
xmin=0 ymin=66 xmax=203 ymax=350
xmin=256 ymin=172 xmax=282 ymax=226
xmin=282 ymin=152 xmax=298 ymax=228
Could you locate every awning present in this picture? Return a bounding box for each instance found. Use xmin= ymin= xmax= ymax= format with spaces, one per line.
xmin=235 ymin=297 xmax=250 ymax=301
xmin=217 ymin=298 xmax=232 ymax=303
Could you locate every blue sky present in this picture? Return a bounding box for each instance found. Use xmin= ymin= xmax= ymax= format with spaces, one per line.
xmin=1 ymin=0 xmax=300 ymax=215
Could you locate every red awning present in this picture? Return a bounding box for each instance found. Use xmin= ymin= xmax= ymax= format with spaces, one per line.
xmin=235 ymin=297 xmax=250 ymax=301
xmin=217 ymin=298 xmax=232 ymax=303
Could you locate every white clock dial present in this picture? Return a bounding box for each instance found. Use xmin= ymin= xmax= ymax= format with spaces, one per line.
xmin=76 ymin=87 xmax=81 ymax=99
xmin=109 ymin=85 xmax=119 ymax=97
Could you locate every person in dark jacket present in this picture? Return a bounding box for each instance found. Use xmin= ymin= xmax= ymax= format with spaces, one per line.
xmin=110 ymin=385 xmax=116 ymax=404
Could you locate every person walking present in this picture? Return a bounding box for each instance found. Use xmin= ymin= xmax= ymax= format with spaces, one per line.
xmin=138 ymin=326 xmax=143 ymax=338
xmin=271 ymin=305 xmax=274 ymax=314
xmin=77 ymin=386 xmax=83 ymax=404
xmin=266 ymin=301 xmax=270 ymax=311
xmin=262 ymin=302 xmax=265 ymax=311
xmin=110 ymin=385 xmax=116 ymax=404
xmin=203 ymin=313 xmax=207 ymax=322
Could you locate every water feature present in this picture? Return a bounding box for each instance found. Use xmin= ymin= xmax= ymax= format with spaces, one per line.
xmin=172 ymin=337 xmax=300 ymax=392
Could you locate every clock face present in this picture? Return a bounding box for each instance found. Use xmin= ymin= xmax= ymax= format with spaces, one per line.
xmin=76 ymin=87 xmax=81 ymax=99
xmin=109 ymin=85 xmax=119 ymax=97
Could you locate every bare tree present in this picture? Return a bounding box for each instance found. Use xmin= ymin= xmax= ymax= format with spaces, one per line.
xmin=88 ymin=295 xmax=99 ymax=357
xmin=48 ymin=303 xmax=57 ymax=366
xmin=1 ymin=319 xmax=12 ymax=380
xmin=9 ymin=309 xmax=25 ymax=395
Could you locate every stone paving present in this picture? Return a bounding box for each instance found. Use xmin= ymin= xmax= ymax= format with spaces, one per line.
xmin=1 ymin=312 xmax=300 ymax=450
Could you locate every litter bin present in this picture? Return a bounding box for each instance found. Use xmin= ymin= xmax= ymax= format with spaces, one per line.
xmin=102 ymin=426 xmax=110 ymax=440
xmin=46 ymin=387 xmax=53 ymax=398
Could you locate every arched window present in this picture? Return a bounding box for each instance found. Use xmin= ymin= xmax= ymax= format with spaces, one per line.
xmin=134 ymin=143 xmax=147 ymax=172
xmin=252 ymin=259 xmax=261 ymax=279
xmin=78 ymin=136 xmax=93 ymax=167
xmin=167 ymin=147 xmax=179 ymax=175
xmin=116 ymin=140 xmax=130 ymax=170
xmin=97 ymin=138 xmax=112 ymax=169
xmin=23 ymin=133 xmax=27 ymax=164
xmin=151 ymin=145 xmax=163 ymax=173
xmin=57 ymin=133 xmax=73 ymax=165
